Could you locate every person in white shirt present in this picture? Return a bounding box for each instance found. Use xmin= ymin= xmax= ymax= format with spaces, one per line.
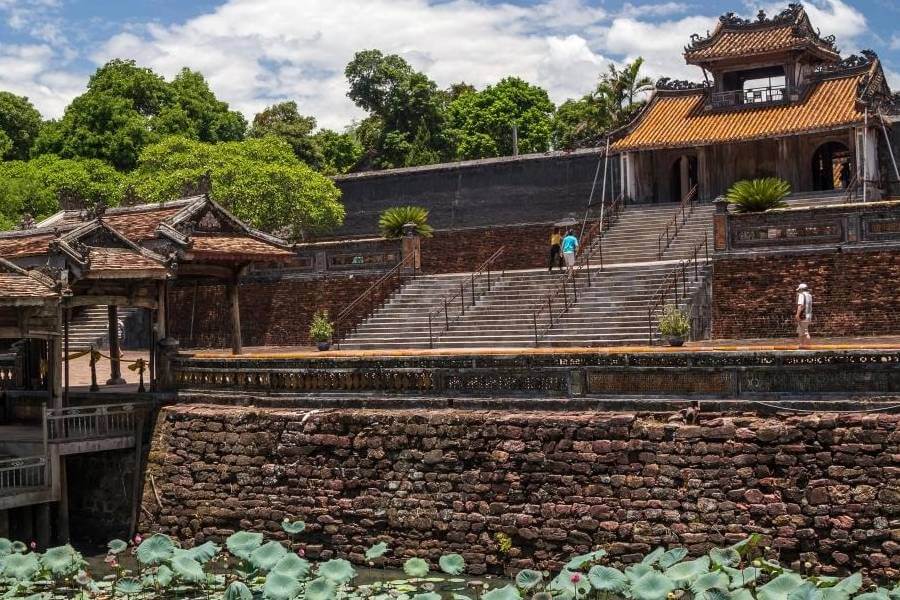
xmin=795 ymin=283 xmax=813 ymax=347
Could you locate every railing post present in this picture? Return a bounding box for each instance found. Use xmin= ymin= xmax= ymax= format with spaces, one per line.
xmin=533 ymin=312 xmax=538 ymax=346
xmin=443 ymin=299 xmax=449 ymax=330
xmin=428 ymin=313 xmax=434 ymax=349
xmin=459 ymin=283 xmax=465 ymax=315
xmin=471 ymin=273 xmax=476 ymax=305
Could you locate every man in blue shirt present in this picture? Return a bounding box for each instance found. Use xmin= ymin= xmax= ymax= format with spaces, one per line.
xmin=561 ymin=230 xmax=578 ymax=276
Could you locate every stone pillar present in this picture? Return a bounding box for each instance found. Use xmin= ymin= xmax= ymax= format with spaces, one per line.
xmin=679 ymin=155 xmax=690 ymax=200
xmin=56 ymin=455 xmax=69 ymax=543
xmin=155 ymin=337 xmax=181 ymax=391
xmin=227 ymin=282 xmax=242 ymax=355
xmin=776 ymin=137 xmax=799 ymax=192
xmin=698 ymin=146 xmax=712 ymax=201
xmin=156 ymin=281 xmax=167 ymax=340
xmin=48 ymin=333 xmax=62 ymax=409
xmin=401 ymin=223 xmax=421 ymax=273
xmin=35 ymin=502 xmax=51 ymax=549
xmin=713 ymin=197 xmax=730 ymax=252
xmin=106 ymin=305 xmax=125 ymax=385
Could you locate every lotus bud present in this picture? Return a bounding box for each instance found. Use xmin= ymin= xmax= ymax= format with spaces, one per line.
xmin=570 ymin=573 xmax=582 ymax=583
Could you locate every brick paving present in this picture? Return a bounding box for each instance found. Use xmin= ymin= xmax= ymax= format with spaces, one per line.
xmin=66 ymin=350 xmax=149 ymax=390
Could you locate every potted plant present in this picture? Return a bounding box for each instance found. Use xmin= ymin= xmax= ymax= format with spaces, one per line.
xmin=377 ymin=205 xmax=434 ymax=239
xmin=309 ymin=310 xmax=334 ymax=351
xmin=725 ymin=177 xmax=790 ymax=213
xmin=658 ymin=304 xmax=690 ymax=346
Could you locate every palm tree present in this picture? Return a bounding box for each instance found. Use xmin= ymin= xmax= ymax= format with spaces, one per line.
xmin=594 ymin=57 xmax=654 ymax=127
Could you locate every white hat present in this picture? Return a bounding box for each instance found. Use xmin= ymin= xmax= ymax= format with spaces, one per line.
xmin=796 ymin=283 xmax=808 ymax=291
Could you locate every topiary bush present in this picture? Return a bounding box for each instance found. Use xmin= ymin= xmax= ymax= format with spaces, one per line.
xmin=726 ymin=177 xmax=791 ymax=213
xmin=378 ymin=205 xmax=434 ymax=239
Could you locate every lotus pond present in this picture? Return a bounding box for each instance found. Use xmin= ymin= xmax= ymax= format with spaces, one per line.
xmin=0 ymin=522 xmax=896 ymax=600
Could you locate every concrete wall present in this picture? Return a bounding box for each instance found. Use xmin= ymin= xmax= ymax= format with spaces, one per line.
xmin=139 ymin=404 xmax=900 ymax=578
xmin=331 ymin=150 xmax=617 ymax=237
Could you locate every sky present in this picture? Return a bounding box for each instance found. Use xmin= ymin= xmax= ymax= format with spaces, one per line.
xmin=0 ymin=0 xmax=897 ymax=131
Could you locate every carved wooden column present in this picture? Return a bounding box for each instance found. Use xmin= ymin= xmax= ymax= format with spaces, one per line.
xmin=227 ymin=277 xmax=242 ymax=356
xmin=697 ymin=146 xmax=712 ymax=201
xmin=106 ymin=305 xmax=125 ymax=385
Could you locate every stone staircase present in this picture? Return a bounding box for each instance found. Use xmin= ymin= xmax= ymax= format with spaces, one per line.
xmin=67 ymin=306 xmax=140 ymax=350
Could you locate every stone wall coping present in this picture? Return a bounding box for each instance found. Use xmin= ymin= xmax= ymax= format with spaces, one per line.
xmin=730 ymin=198 xmax=900 ymax=220
xmin=716 ymin=239 xmax=900 ymax=258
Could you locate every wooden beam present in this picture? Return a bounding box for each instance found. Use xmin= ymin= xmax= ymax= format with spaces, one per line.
xmin=175 ymin=264 xmax=235 ymax=279
xmin=66 ymin=296 xmax=158 ymax=309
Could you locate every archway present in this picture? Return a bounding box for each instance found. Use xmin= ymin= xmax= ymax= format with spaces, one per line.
xmin=669 ymin=155 xmax=698 ymax=202
xmin=812 ymin=142 xmax=852 ymax=191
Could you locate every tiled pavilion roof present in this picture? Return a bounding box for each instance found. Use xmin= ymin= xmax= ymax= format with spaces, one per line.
xmin=0 ymin=258 xmax=59 ymax=304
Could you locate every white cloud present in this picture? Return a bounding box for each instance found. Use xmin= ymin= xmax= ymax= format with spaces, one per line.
xmin=0 ymin=43 xmax=83 ymax=116
xmin=891 ymin=34 xmax=900 ymax=51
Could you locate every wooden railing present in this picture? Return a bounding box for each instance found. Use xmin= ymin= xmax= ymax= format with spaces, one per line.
xmin=530 ymin=195 xmax=624 ymax=345
xmin=647 ymin=233 xmax=709 ymax=345
xmin=0 ymin=456 xmax=48 ymax=495
xmin=657 ymin=185 xmax=698 ymax=259
xmin=45 ymin=403 xmax=144 ymax=442
xmin=333 ymin=252 xmax=418 ymax=347
xmin=427 ymin=247 xmax=506 ymax=348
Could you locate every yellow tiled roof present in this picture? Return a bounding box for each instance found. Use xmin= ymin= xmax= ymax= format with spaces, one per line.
xmin=611 ymin=73 xmax=865 ymax=153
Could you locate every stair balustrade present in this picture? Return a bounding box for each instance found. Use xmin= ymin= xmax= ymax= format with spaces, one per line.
xmin=333 ymin=253 xmax=419 ymax=348
xmin=657 ymin=185 xmax=698 ymax=260
xmin=426 ymin=246 xmax=506 ymax=348
xmin=646 ymin=232 xmax=709 ymax=345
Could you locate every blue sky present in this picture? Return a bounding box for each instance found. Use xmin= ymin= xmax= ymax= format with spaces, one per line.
xmin=0 ymin=0 xmax=896 ymax=130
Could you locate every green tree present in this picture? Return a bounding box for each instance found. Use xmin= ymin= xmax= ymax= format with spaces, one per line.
xmin=311 ymin=129 xmax=363 ymax=175
xmin=552 ymin=97 xmax=611 ymax=150
xmin=0 ymin=156 xmax=123 ymax=228
xmin=249 ymin=101 xmax=323 ymax=168
xmin=596 ymin=57 xmax=654 ymax=127
xmin=127 ymin=135 xmax=344 ymax=239
xmin=0 ymin=92 xmax=42 ymax=160
xmin=344 ymin=50 xmax=448 ymax=168
xmin=446 ymin=77 xmax=554 ymax=159
xmin=32 ymin=60 xmax=245 ymax=170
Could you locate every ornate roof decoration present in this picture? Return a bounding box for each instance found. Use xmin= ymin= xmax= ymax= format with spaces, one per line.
xmin=655 ymin=78 xmax=711 ymax=92
xmin=684 ymin=3 xmax=839 ymax=63
xmin=813 ymin=51 xmax=876 ymax=76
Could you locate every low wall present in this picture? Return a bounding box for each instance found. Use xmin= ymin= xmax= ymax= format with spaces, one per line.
xmin=421 ymin=223 xmax=550 ymax=274
xmin=712 ymin=249 xmax=900 ymax=339
xmin=139 ymin=404 xmax=900 ymax=578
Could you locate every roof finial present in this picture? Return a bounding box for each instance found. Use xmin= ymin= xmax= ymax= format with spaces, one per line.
xmin=757 ymin=9 xmax=766 ymax=22
xmin=18 ymin=213 xmax=35 ymax=230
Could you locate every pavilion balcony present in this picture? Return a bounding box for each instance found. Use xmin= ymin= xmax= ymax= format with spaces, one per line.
xmin=708 ymin=85 xmax=789 ymax=109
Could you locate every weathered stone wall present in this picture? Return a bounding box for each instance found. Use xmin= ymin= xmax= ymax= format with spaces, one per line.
xmin=67 ymin=450 xmax=137 ymax=544
xmin=712 ymin=249 xmax=900 ymax=339
xmin=140 ymin=404 xmax=900 ymax=579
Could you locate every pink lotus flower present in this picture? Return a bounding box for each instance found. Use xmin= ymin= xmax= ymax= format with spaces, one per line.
xmin=570 ymin=573 xmax=582 ymax=583
xmin=134 ymin=534 xmax=143 ymax=545
xmin=29 ymin=541 xmax=37 ymax=550
xmin=297 ymin=548 xmax=306 ymax=557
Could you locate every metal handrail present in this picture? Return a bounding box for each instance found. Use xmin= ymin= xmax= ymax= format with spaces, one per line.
xmin=530 ymin=194 xmax=624 ymax=345
xmin=45 ymin=402 xmax=146 ymax=442
xmin=647 ymin=232 xmax=709 ymax=345
xmin=657 ymin=184 xmax=698 ymax=260
xmin=427 ymin=246 xmax=506 ymax=348
xmin=333 ymin=252 xmax=418 ymax=346
xmin=843 ymin=174 xmax=860 ymax=203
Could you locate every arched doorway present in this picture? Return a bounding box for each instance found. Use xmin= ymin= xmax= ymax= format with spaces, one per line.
xmin=669 ymin=155 xmax=698 ymax=202
xmin=812 ymin=142 xmax=853 ymax=191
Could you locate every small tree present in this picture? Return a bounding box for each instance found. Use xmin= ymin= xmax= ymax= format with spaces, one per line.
xmin=308 ymin=310 xmax=334 ymax=343
xmin=378 ymin=205 xmax=433 ymax=239
xmin=725 ymin=177 xmax=790 ymax=213
xmin=658 ymin=305 xmax=690 ymax=340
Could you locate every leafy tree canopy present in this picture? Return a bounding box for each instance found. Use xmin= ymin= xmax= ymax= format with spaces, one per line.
xmin=345 ymin=50 xmax=447 ymax=169
xmin=446 ymin=77 xmax=554 ymax=160
xmin=32 ymin=60 xmax=246 ymax=170
xmin=249 ymin=101 xmax=323 ymax=169
xmin=0 ymin=155 xmax=123 ymax=229
xmin=311 ymin=129 xmax=363 ymax=175
xmin=127 ymin=135 xmax=344 ymax=240
xmin=0 ymin=92 xmax=42 ymax=160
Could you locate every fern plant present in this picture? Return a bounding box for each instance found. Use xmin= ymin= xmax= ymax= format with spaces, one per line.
xmin=378 ymin=205 xmax=434 ymax=239
xmin=725 ymin=177 xmax=791 ymax=213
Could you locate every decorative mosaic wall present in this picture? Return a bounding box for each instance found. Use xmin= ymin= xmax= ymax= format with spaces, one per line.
xmin=139 ymin=404 xmax=900 ymax=578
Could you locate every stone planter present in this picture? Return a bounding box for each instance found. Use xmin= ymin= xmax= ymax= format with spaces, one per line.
xmin=667 ymin=336 xmax=685 ymax=347
xmin=316 ymin=341 xmax=331 ymax=351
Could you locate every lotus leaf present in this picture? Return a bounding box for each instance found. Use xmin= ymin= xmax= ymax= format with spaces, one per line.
xmin=365 ymin=542 xmax=389 ymax=561
xmin=171 ymin=554 xmax=206 ymax=583
xmin=831 ymin=574 xmax=862 ymax=595
xmin=625 ymin=563 xmax=655 ymax=584
xmin=306 ymin=576 xmax=338 ymax=600
xmin=412 ymin=593 xmax=442 ymax=600
xmin=565 ymin=549 xmax=607 ymax=571
xmin=787 ymin=583 xmax=825 ymax=600
xmin=272 ymin=553 xmax=310 ymax=579
xmin=143 ymin=564 xmax=174 ymax=589
xmin=11 ymin=541 xmax=27 ymax=553
xmin=226 ymin=531 xmax=264 ymax=561
xmin=115 ymin=578 xmax=143 ymax=595
xmin=483 ymin=585 xmax=523 ymax=600
xmin=692 ymin=573 xmax=730 ymax=595
xmin=318 ymin=558 xmax=357 ymax=584
xmin=135 ymin=534 xmax=175 ymax=566
xmin=757 ymin=573 xmax=806 ymax=600
xmin=588 ymin=566 xmax=628 ymax=593
xmin=724 ymin=567 xmax=762 ymax=589
xmin=0 ymin=539 xmax=10 ymax=557
xmin=3 ymin=552 xmax=40 ymax=580
xmin=282 ymin=520 xmax=306 ymax=535
xmin=641 ymin=547 xmax=666 ymax=565
xmin=453 ymin=595 xmax=473 ymax=600
xmin=404 ymin=558 xmax=430 ymax=578
xmin=515 ymin=569 xmax=544 ymax=590
xmin=632 ymin=572 xmax=676 ymax=600
xmin=549 ymin=569 xmax=591 ymax=599
xmin=22 ymin=594 xmax=51 ymax=600
xmin=250 ymin=541 xmax=289 ymax=572
xmin=184 ymin=541 xmax=219 ymax=564
xmin=107 ymin=539 xmax=128 ymax=555
xmin=665 ymin=556 xmax=711 ymax=583
xmin=710 ymin=548 xmax=741 ymax=568
xmin=732 ymin=589 xmax=756 ymax=600
xmin=729 ymin=534 xmax=761 ymax=556
xmin=698 ymin=588 xmax=733 ymax=600
xmin=852 ymin=593 xmax=889 ymax=600
xmin=40 ymin=545 xmax=80 ymax=577
xmin=263 ymin=570 xmax=302 ymax=600
xmin=439 ymin=554 xmax=466 ymax=576
xmin=659 ymin=548 xmax=689 ymax=569
xmin=224 ymin=580 xmax=254 ymax=600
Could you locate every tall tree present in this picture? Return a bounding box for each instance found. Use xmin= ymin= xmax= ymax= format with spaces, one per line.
xmin=32 ymin=59 xmax=245 ymax=170
xmin=344 ymin=50 xmax=448 ymax=169
xmin=249 ymin=101 xmax=323 ymax=168
xmin=446 ymin=77 xmax=554 ymax=160
xmin=0 ymin=92 xmax=42 ymax=160
xmin=312 ymin=129 xmax=363 ymax=175
xmin=127 ymin=135 xmax=344 ymax=240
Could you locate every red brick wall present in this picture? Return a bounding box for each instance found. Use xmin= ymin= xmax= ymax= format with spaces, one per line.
xmin=421 ymin=223 xmax=553 ymax=273
xmin=168 ymin=275 xmax=386 ymax=348
xmin=712 ymin=250 xmax=900 ymax=339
